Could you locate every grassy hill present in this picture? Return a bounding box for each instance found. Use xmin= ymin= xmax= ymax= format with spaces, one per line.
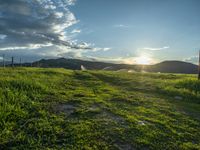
xmin=0 ymin=68 xmax=200 ymax=149
xmin=19 ymin=58 xmax=198 ymax=74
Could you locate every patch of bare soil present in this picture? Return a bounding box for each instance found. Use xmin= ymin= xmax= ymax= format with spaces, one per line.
xmin=100 ymin=109 xmax=128 ymax=128
xmin=115 ymin=142 xmax=135 ymax=150
xmin=54 ymin=103 xmax=76 ymax=116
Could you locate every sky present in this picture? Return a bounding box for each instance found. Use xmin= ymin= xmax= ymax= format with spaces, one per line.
xmin=0 ymin=0 xmax=200 ymax=64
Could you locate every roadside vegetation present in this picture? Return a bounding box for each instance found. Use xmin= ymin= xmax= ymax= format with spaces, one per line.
xmin=0 ymin=68 xmax=199 ymax=149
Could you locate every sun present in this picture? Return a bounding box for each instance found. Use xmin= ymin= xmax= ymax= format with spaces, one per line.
xmin=135 ymin=56 xmax=152 ymax=65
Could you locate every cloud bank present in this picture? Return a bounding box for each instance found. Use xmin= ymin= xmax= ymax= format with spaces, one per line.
xmin=113 ymin=24 xmax=130 ymax=28
xmin=142 ymin=46 xmax=170 ymax=51
xmin=184 ymin=55 xmax=198 ymax=64
xmin=0 ymin=0 xmax=106 ymax=61
xmin=0 ymin=0 xmax=78 ymax=48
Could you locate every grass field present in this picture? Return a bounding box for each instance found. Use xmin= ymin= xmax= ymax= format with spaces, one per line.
xmin=0 ymin=68 xmax=200 ymax=150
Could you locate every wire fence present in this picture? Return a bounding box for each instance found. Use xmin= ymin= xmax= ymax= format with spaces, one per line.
xmin=0 ymin=54 xmax=37 ymax=68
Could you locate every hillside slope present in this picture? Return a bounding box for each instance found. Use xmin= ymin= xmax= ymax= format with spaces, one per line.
xmin=26 ymin=58 xmax=198 ymax=74
xmin=146 ymin=61 xmax=198 ymax=74
xmin=0 ymin=68 xmax=200 ymax=149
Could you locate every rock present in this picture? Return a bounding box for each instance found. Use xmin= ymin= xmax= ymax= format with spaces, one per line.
xmin=138 ymin=121 xmax=146 ymax=126
xmin=174 ymin=96 xmax=183 ymax=100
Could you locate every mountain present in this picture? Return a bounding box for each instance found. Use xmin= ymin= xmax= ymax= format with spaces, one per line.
xmin=32 ymin=58 xmax=115 ymax=70
xmin=145 ymin=61 xmax=198 ymax=74
xmin=20 ymin=58 xmax=198 ymax=74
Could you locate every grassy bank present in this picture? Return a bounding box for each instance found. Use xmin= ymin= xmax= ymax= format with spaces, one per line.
xmin=0 ymin=68 xmax=200 ymax=149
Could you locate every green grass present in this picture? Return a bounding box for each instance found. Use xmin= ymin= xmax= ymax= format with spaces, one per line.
xmin=0 ymin=68 xmax=200 ymax=149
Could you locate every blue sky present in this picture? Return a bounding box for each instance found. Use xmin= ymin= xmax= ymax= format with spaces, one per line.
xmin=71 ymin=0 xmax=200 ymax=64
xmin=0 ymin=0 xmax=200 ymax=64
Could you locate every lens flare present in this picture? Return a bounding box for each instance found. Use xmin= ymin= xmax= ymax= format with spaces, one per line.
xmin=135 ymin=56 xmax=152 ymax=65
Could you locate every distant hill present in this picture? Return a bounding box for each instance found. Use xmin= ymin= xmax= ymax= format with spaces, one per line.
xmin=20 ymin=58 xmax=198 ymax=74
xmin=32 ymin=58 xmax=115 ymax=70
xmin=145 ymin=61 xmax=198 ymax=74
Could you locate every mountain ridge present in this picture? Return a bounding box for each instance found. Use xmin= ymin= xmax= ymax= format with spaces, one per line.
xmin=14 ymin=58 xmax=198 ymax=74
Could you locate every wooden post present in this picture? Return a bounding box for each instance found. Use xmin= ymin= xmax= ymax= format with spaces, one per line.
xmin=20 ymin=58 xmax=22 ymax=67
xmin=11 ymin=57 xmax=14 ymax=68
xmin=2 ymin=54 xmax=5 ymax=68
xmin=198 ymin=50 xmax=200 ymax=80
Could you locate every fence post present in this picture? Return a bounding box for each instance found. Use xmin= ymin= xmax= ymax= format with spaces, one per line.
xmin=20 ymin=58 xmax=22 ymax=67
xmin=198 ymin=50 xmax=200 ymax=80
xmin=12 ymin=56 xmax=14 ymax=68
xmin=2 ymin=54 xmax=5 ymax=68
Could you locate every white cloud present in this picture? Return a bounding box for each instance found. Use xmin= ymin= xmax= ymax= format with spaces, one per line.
xmin=92 ymin=47 xmax=111 ymax=52
xmin=114 ymin=24 xmax=129 ymax=28
xmin=44 ymin=4 xmax=56 ymax=10
xmin=142 ymin=46 xmax=170 ymax=51
xmin=0 ymin=43 xmax=53 ymax=51
xmin=183 ymin=55 xmax=198 ymax=64
xmin=78 ymin=42 xmax=92 ymax=49
xmin=0 ymin=0 xmax=81 ymax=50
xmin=54 ymin=12 xmax=64 ymax=18
xmin=0 ymin=0 xmax=111 ymax=61
xmin=103 ymin=48 xmax=111 ymax=51
xmin=67 ymin=0 xmax=76 ymax=5
xmin=71 ymin=29 xmax=81 ymax=33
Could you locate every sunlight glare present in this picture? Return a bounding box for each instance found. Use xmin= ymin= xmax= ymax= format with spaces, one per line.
xmin=135 ymin=56 xmax=152 ymax=65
